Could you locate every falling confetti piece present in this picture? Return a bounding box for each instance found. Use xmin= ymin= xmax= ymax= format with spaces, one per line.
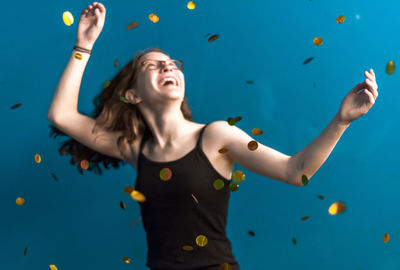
xmin=149 ymin=14 xmax=159 ymax=23
xmin=317 ymin=195 xmax=324 ymax=200
xmin=220 ymin=262 xmax=232 ymax=270
xmin=182 ymin=245 xmax=194 ymax=251
xmin=196 ymin=235 xmax=208 ymax=247
xmin=63 ymin=11 xmax=74 ymax=26
xmin=301 ymin=216 xmax=309 ymax=221
xmin=246 ymin=80 xmax=254 ymax=84
xmin=24 ymin=246 xmax=28 ymax=256
xmin=120 ymin=201 xmax=126 ymax=209
xmin=227 ymin=116 xmax=242 ymax=125
xmin=74 ymin=53 xmax=82 ymax=60
xmin=123 ymin=257 xmax=131 ymax=263
xmin=131 ymin=215 xmax=142 ymax=226
xmin=208 ymin=34 xmax=219 ymax=42
xmin=114 ymin=60 xmax=118 ymax=67
xmin=16 ymin=197 xmax=25 ymax=205
xmin=187 ymin=1 xmax=196 ymax=9
xmin=301 ymin=174 xmax=308 ymax=186
xmin=302 ymin=57 xmax=314 ymax=65
xmin=213 ymin=179 xmax=225 ymax=190
xmin=232 ymin=170 xmax=245 ymax=182
xmin=124 ymin=186 xmax=135 ymax=195
xmin=229 ymin=183 xmax=239 ymax=192
xmin=160 ymin=168 xmax=172 ymax=181
xmin=126 ymin=22 xmax=139 ymax=30
xmin=103 ymin=81 xmax=111 ymax=88
xmin=191 ymin=194 xmax=199 ymax=204
xmin=336 ymin=15 xmax=345 ymax=24
xmin=313 ymin=37 xmax=323 ymax=46
xmin=49 ymin=265 xmax=58 ymax=270
xmin=120 ymin=96 xmax=130 ymax=103
xmin=251 ymin=128 xmax=263 ymax=136
xmin=328 ymin=201 xmax=346 ymax=215
xmin=11 ymin=103 xmax=22 ymax=109
xmin=131 ymin=190 xmax=146 ymax=203
xmin=51 ymin=173 xmax=59 ymax=181
xmin=218 ymin=147 xmax=228 ymax=154
xmin=292 ymin=237 xmax=297 ymax=245
xmin=247 ymin=140 xmax=258 ymax=151
xmin=35 ymin=154 xmax=41 ymax=163
xmin=248 ymin=230 xmax=255 ymax=236
xmin=80 ymin=159 xmax=89 ymax=170
xmin=386 ymin=60 xmax=395 ymax=75
xmin=383 ymin=233 xmax=390 ymax=243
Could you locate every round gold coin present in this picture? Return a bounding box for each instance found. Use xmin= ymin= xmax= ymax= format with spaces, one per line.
xmin=313 ymin=37 xmax=323 ymax=46
xmin=16 ymin=197 xmax=25 ymax=205
xmin=328 ymin=201 xmax=346 ymax=215
xmin=160 ymin=168 xmax=172 ymax=181
xmin=247 ymin=140 xmax=258 ymax=150
xmin=336 ymin=15 xmax=345 ymax=24
xmin=196 ymin=235 xmax=208 ymax=247
xmin=383 ymin=233 xmax=390 ymax=243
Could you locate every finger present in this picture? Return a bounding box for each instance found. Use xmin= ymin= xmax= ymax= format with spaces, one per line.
xmin=364 ymin=70 xmax=374 ymax=81
xmin=363 ymin=89 xmax=375 ymax=105
xmin=370 ymin=68 xmax=375 ymax=78
xmin=365 ymin=79 xmax=378 ymax=98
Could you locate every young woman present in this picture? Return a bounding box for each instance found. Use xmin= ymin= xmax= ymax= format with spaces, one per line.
xmin=47 ymin=2 xmax=378 ymax=270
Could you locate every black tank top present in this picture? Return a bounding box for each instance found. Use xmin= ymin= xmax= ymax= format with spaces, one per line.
xmin=134 ymin=123 xmax=239 ymax=269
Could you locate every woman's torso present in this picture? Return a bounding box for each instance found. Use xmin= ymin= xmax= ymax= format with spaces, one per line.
xmin=124 ymin=121 xmax=234 ymax=180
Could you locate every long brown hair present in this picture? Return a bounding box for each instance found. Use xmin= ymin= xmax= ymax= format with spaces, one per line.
xmin=49 ymin=48 xmax=194 ymax=175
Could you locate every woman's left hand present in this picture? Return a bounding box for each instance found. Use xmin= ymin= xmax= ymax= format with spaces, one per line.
xmin=338 ymin=68 xmax=379 ymax=125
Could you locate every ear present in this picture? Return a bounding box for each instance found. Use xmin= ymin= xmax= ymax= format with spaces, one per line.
xmin=125 ymin=88 xmax=142 ymax=104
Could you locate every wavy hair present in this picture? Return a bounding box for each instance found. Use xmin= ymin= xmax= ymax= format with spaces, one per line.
xmin=49 ymin=48 xmax=193 ymax=175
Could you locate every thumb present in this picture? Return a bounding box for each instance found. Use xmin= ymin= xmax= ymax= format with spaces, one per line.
xmin=352 ymin=82 xmax=367 ymax=93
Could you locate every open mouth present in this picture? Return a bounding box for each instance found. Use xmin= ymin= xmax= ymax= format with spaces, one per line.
xmin=160 ymin=77 xmax=178 ymax=86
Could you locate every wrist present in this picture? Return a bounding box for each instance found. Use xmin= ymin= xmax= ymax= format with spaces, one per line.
xmin=75 ymin=41 xmax=94 ymax=51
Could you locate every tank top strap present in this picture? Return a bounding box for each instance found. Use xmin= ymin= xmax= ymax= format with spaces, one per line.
xmin=196 ymin=123 xmax=211 ymax=148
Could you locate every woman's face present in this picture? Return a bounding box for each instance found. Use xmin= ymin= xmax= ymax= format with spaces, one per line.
xmin=135 ymin=52 xmax=185 ymax=103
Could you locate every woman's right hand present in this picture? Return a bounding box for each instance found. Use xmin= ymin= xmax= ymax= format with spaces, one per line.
xmin=76 ymin=2 xmax=106 ymax=50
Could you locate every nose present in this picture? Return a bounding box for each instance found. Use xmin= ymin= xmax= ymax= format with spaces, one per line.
xmin=161 ymin=64 xmax=174 ymax=73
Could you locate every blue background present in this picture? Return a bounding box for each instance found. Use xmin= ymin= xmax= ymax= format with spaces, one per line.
xmin=1 ymin=0 xmax=398 ymax=269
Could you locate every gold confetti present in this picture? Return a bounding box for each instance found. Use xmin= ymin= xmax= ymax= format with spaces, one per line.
xmin=386 ymin=60 xmax=395 ymax=75
xmin=246 ymin=80 xmax=254 ymax=84
xmin=160 ymin=168 xmax=172 ymax=181
xmin=131 ymin=190 xmax=146 ymax=203
xmin=80 ymin=160 xmax=89 ymax=170
xmin=247 ymin=140 xmax=258 ymax=151
xmin=196 ymin=235 xmax=208 ymax=247
xmin=218 ymin=147 xmax=228 ymax=154
xmin=301 ymin=174 xmax=308 ymax=186
xmin=182 ymin=245 xmax=194 ymax=251
xmin=63 ymin=11 xmax=74 ymax=26
xmin=11 ymin=103 xmax=22 ymax=109
xmin=232 ymin=170 xmax=245 ymax=182
xmin=213 ymin=179 xmax=225 ymax=190
xmin=248 ymin=230 xmax=255 ymax=236
xmin=187 ymin=1 xmax=196 ymax=9
xmin=114 ymin=60 xmax=118 ymax=67
xmin=122 ymin=256 xmax=131 ymax=263
xmin=229 ymin=183 xmax=239 ymax=192
xmin=317 ymin=195 xmax=324 ymax=200
xmin=191 ymin=194 xmax=199 ymax=204
xmin=16 ymin=197 xmax=25 ymax=205
xmin=227 ymin=116 xmax=242 ymax=125
xmin=126 ymin=22 xmax=139 ymax=30
xmin=301 ymin=216 xmax=309 ymax=221
xmin=220 ymin=262 xmax=232 ymax=270
xmin=49 ymin=265 xmax=58 ymax=270
xmin=24 ymin=246 xmax=28 ymax=256
xmin=208 ymin=34 xmax=219 ymax=42
xmin=74 ymin=53 xmax=82 ymax=60
xmin=292 ymin=237 xmax=297 ymax=245
xmin=120 ymin=96 xmax=130 ymax=103
xmin=124 ymin=186 xmax=135 ymax=195
xmin=251 ymin=128 xmax=263 ymax=136
xmin=328 ymin=201 xmax=346 ymax=215
xmin=313 ymin=37 xmax=323 ymax=46
xmin=120 ymin=201 xmax=126 ymax=209
xmin=336 ymin=15 xmax=345 ymax=24
xmin=103 ymin=81 xmax=111 ymax=88
xmin=383 ymin=233 xmax=390 ymax=243
xmin=149 ymin=14 xmax=159 ymax=23
xmin=34 ymin=154 xmax=41 ymax=163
